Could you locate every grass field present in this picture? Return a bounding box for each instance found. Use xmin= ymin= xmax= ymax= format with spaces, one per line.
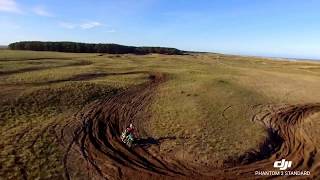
xmin=1 ymin=50 xmax=320 ymax=178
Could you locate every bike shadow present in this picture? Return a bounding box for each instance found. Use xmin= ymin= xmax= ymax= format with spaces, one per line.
xmin=134 ymin=136 xmax=177 ymax=148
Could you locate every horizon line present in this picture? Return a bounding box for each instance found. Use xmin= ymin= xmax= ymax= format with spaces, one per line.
xmin=1 ymin=42 xmax=319 ymax=61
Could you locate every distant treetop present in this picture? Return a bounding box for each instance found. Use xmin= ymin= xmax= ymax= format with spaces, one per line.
xmin=8 ymin=41 xmax=184 ymax=55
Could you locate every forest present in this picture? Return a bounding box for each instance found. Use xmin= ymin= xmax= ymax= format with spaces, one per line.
xmin=8 ymin=41 xmax=184 ymax=55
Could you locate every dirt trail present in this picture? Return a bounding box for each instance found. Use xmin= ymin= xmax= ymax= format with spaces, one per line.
xmin=0 ymin=60 xmax=91 ymax=77
xmin=61 ymin=72 xmax=320 ymax=179
xmin=221 ymin=104 xmax=320 ymax=179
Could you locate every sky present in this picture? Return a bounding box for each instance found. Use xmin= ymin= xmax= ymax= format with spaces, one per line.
xmin=0 ymin=0 xmax=320 ymax=59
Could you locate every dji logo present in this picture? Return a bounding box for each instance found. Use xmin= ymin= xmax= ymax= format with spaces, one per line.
xmin=273 ymin=159 xmax=292 ymax=170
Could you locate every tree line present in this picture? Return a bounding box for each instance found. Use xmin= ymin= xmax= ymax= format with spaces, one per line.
xmin=8 ymin=41 xmax=184 ymax=55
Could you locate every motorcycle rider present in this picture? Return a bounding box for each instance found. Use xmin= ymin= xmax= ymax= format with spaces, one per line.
xmin=121 ymin=123 xmax=135 ymax=146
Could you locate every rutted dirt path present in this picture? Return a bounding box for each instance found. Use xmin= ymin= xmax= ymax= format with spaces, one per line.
xmin=222 ymin=104 xmax=320 ymax=179
xmin=61 ymin=72 xmax=320 ymax=179
xmin=0 ymin=60 xmax=92 ymax=77
xmin=61 ymin=72 xmax=193 ymax=179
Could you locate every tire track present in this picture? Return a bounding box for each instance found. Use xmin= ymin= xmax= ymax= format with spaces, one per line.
xmin=223 ymin=104 xmax=320 ymax=179
xmin=62 ymin=72 xmax=320 ymax=179
xmin=62 ymin=72 xmax=196 ymax=179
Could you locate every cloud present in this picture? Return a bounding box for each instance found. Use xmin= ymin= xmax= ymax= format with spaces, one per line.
xmin=0 ymin=1 xmax=54 ymax=16
xmin=80 ymin=21 xmax=102 ymax=29
xmin=59 ymin=21 xmax=103 ymax=30
xmin=0 ymin=0 xmax=22 ymax=13
xmin=32 ymin=5 xmax=53 ymax=17
xmin=59 ymin=22 xmax=76 ymax=29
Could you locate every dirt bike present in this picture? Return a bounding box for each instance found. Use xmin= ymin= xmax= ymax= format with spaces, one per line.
xmin=121 ymin=131 xmax=135 ymax=148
